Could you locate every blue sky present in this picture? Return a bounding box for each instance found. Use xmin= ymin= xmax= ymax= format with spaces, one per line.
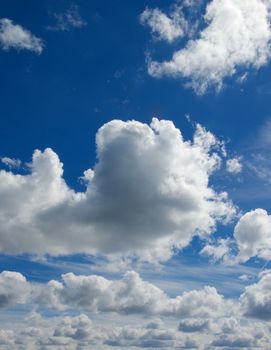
xmin=1 ymin=0 xmax=271 ymax=349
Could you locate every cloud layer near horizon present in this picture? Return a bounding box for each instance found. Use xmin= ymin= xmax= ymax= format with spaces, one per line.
xmin=0 ymin=118 xmax=235 ymax=261
xmin=0 ymin=269 xmax=271 ymax=349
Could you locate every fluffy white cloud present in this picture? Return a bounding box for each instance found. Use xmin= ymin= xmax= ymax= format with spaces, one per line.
xmin=0 ymin=118 xmax=235 ymax=261
xmin=36 ymin=270 xmax=231 ymax=319
xmin=0 ymin=18 xmax=44 ymax=53
xmin=226 ymin=157 xmax=242 ymax=174
xmin=234 ymin=209 xmax=271 ymax=262
xmin=139 ymin=7 xmax=187 ymax=43
xmin=240 ymin=270 xmax=271 ymax=321
xmin=0 ymin=270 xmax=230 ymax=320
xmin=147 ymin=0 xmax=271 ymax=94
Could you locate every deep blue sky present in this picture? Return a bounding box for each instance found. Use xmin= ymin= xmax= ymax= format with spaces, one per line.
xmin=1 ymin=0 xmax=271 ymax=197
xmin=0 ymin=0 xmax=271 ymax=291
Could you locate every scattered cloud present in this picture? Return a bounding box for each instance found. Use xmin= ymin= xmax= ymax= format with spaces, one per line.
xmin=0 ymin=119 xmax=235 ymax=262
xmin=200 ymin=238 xmax=234 ymax=263
xmin=145 ymin=0 xmax=271 ymax=94
xmin=139 ymin=6 xmax=187 ymax=43
xmin=0 ymin=156 xmax=21 ymax=169
xmin=0 ymin=18 xmax=44 ymax=53
xmin=226 ymin=157 xmax=242 ymax=174
xmin=202 ymin=208 xmax=271 ymax=264
xmin=48 ymin=5 xmax=86 ymax=31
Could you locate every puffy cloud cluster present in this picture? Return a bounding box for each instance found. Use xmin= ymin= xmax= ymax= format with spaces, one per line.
xmin=0 ymin=18 xmax=44 ymax=53
xmin=0 ymin=270 xmax=230 ymax=319
xmin=36 ymin=271 xmax=230 ymax=319
xmin=139 ymin=7 xmax=187 ymax=43
xmin=0 ymin=270 xmax=271 ymax=348
xmin=146 ymin=0 xmax=271 ymax=94
xmin=1 ymin=313 xmax=269 ymax=349
xmin=0 ymin=118 xmax=235 ymax=261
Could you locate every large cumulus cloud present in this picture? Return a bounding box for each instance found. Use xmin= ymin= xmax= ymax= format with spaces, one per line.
xmin=0 ymin=118 xmax=235 ymax=261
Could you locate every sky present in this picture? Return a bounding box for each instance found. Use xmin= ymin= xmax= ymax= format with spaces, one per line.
xmin=1 ymin=0 xmax=271 ymax=349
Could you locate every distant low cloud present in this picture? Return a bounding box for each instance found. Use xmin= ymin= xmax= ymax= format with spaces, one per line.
xmin=1 ymin=269 xmax=271 ymax=348
xmin=48 ymin=5 xmax=86 ymax=32
xmin=144 ymin=0 xmax=271 ymax=94
xmin=0 ymin=18 xmax=44 ymax=53
xmin=0 ymin=118 xmax=235 ymax=261
xmin=36 ymin=270 xmax=229 ymax=318
xmin=0 ymin=270 xmax=231 ymax=319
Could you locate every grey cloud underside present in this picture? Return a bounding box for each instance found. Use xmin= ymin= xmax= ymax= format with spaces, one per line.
xmin=0 ymin=270 xmax=271 ymax=349
xmin=0 ymin=118 xmax=235 ymax=261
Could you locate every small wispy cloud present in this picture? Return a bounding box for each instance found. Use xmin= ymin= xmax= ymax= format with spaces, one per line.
xmin=48 ymin=5 xmax=86 ymax=32
xmin=0 ymin=156 xmax=21 ymax=169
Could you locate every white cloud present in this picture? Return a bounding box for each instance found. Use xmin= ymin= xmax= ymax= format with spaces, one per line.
xmin=226 ymin=157 xmax=242 ymax=174
xmin=0 ymin=118 xmax=235 ymax=261
xmin=0 ymin=270 xmax=230 ymax=320
xmin=139 ymin=7 xmax=187 ymax=43
xmin=147 ymin=0 xmax=271 ymax=94
xmin=234 ymin=209 xmax=271 ymax=263
xmin=0 ymin=18 xmax=44 ymax=53
xmin=36 ymin=270 xmax=231 ymax=319
xmin=201 ymin=208 xmax=271 ymax=265
xmin=200 ymin=238 xmax=233 ymax=263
